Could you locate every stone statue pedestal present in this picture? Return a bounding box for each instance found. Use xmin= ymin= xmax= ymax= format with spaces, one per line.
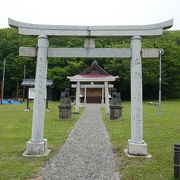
xmin=110 ymin=105 xmax=123 ymax=120
xmin=58 ymin=104 xmax=72 ymax=119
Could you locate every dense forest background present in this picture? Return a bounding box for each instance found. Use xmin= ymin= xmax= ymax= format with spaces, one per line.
xmin=0 ymin=28 xmax=180 ymax=100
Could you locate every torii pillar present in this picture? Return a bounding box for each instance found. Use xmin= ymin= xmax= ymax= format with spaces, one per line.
xmin=127 ymin=36 xmax=147 ymax=156
xmin=25 ymin=35 xmax=49 ymax=155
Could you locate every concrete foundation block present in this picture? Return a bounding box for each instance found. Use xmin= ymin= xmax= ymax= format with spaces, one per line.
xmin=128 ymin=139 xmax=147 ymax=156
xmin=24 ymin=139 xmax=48 ymax=155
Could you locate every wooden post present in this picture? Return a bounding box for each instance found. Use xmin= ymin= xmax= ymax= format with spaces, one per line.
xmin=27 ymin=98 xmax=30 ymax=109
xmin=45 ymin=98 xmax=49 ymax=111
xmin=24 ymin=87 xmax=30 ymax=111
xmin=0 ymin=81 xmax=2 ymax=104
xmin=16 ymin=83 xmax=19 ymax=101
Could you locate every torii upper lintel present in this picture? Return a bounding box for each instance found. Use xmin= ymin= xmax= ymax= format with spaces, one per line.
xmin=8 ymin=18 xmax=173 ymax=37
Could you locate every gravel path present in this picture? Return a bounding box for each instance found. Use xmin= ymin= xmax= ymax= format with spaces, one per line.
xmin=43 ymin=104 xmax=120 ymax=180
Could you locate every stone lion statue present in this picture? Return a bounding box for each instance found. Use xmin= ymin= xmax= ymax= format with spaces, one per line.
xmin=110 ymin=88 xmax=121 ymax=105
xmin=60 ymin=88 xmax=71 ymax=105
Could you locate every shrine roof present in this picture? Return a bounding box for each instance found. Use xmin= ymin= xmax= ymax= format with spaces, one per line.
xmin=67 ymin=61 xmax=118 ymax=82
xmin=79 ymin=60 xmax=110 ymax=75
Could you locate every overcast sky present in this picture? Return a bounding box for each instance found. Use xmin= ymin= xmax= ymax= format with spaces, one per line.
xmin=0 ymin=0 xmax=179 ymax=30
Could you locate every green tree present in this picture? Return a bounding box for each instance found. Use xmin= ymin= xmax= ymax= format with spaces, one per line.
xmin=0 ymin=28 xmax=179 ymax=100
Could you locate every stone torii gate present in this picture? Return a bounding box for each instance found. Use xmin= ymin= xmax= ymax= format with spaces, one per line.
xmin=8 ymin=18 xmax=173 ymax=156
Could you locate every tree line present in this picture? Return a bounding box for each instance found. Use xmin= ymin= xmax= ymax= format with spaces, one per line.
xmin=0 ymin=28 xmax=180 ymax=100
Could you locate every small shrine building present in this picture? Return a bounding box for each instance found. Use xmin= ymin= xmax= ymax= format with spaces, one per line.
xmin=67 ymin=61 xmax=118 ymax=113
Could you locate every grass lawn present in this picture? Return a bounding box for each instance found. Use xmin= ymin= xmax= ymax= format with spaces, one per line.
xmin=0 ymin=101 xmax=83 ymax=180
xmin=101 ymin=100 xmax=180 ymax=180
